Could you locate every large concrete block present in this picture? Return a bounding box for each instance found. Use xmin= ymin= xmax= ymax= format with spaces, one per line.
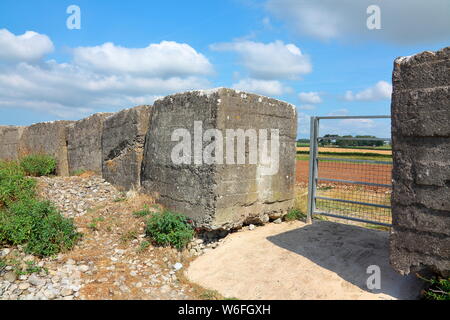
xmin=102 ymin=105 xmax=152 ymax=190
xmin=141 ymin=88 xmax=297 ymax=230
xmin=392 ymin=47 xmax=450 ymax=91
xmin=392 ymin=204 xmax=450 ymax=236
xmin=18 ymin=121 xmax=73 ymax=176
xmin=67 ymin=113 xmax=112 ymax=174
xmin=390 ymin=46 xmax=450 ymax=276
xmin=0 ymin=126 xmax=24 ymax=161
xmin=392 ymin=86 xmax=450 ymax=136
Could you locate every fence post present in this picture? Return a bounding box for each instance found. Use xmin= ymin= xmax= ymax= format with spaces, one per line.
xmin=306 ymin=117 xmax=318 ymax=224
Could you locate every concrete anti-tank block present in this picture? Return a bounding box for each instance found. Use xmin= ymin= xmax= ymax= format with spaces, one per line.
xmin=390 ymin=46 xmax=450 ymax=276
xmin=141 ymin=88 xmax=297 ymax=230
xmin=102 ymin=105 xmax=152 ymax=190
xmin=67 ymin=113 xmax=113 ymax=174
xmin=0 ymin=126 xmax=24 ymax=161
xmin=18 ymin=121 xmax=73 ymax=176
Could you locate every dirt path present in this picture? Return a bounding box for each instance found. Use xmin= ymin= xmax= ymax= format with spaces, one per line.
xmin=186 ymin=220 xmax=423 ymax=300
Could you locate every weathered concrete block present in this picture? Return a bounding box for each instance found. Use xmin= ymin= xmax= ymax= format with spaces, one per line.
xmin=390 ymin=46 xmax=450 ymax=276
xmin=18 ymin=121 xmax=73 ymax=176
xmin=0 ymin=126 xmax=24 ymax=161
xmin=141 ymin=88 xmax=297 ymax=230
xmin=392 ymin=86 xmax=450 ymax=136
xmin=392 ymin=205 xmax=450 ymax=236
xmin=392 ymin=47 xmax=450 ymax=91
xmin=390 ymin=246 xmax=450 ymax=277
xmin=102 ymin=106 xmax=152 ymax=190
xmin=67 ymin=113 xmax=112 ymax=174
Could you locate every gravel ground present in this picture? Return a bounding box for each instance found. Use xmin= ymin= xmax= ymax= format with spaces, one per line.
xmin=0 ymin=174 xmax=224 ymax=300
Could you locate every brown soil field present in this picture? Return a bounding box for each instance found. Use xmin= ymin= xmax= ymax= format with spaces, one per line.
xmin=296 ymin=160 xmax=392 ymax=185
xmin=297 ymin=147 xmax=392 ymax=155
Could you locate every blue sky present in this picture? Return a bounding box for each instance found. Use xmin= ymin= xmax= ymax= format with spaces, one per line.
xmin=0 ymin=0 xmax=449 ymax=138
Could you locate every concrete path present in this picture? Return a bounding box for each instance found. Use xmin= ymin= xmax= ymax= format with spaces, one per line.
xmin=186 ymin=221 xmax=424 ymax=300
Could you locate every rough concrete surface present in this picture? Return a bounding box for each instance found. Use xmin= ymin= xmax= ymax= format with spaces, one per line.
xmin=68 ymin=113 xmax=112 ymax=174
xmin=102 ymin=105 xmax=152 ymax=190
xmin=390 ymin=46 xmax=450 ymax=275
xmin=187 ymin=221 xmax=424 ymax=300
xmin=0 ymin=126 xmax=24 ymax=161
xmin=141 ymin=88 xmax=297 ymax=230
xmin=18 ymin=121 xmax=73 ymax=176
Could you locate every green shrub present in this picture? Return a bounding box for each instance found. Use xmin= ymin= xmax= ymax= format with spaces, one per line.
xmin=19 ymin=154 xmax=57 ymax=177
xmin=419 ymin=275 xmax=450 ymax=300
xmin=0 ymin=161 xmax=36 ymax=207
xmin=145 ymin=210 xmax=194 ymax=250
xmin=284 ymin=208 xmax=306 ymax=221
xmin=0 ymin=198 xmax=81 ymax=257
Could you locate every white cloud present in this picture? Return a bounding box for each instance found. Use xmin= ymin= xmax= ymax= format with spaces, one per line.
xmin=73 ymin=41 xmax=213 ymax=77
xmin=298 ymin=104 xmax=316 ymax=110
xmin=298 ymin=91 xmax=322 ymax=104
xmin=339 ymin=118 xmax=376 ymax=129
xmin=232 ymin=78 xmax=287 ymax=96
xmin=344 ymin=81 xmax=392 ymax=101
xmin=266 ymin=0 xmax=450 ymax=44
xmin=0 ymin=29 xmax=213 ymax=119
xmin=211 ymin=40 xmax=312 ymax=80
xmin=327 ymin=108 xmax=349 ymax=116
xmin=0 ymin=29 xmax=54 ymax=62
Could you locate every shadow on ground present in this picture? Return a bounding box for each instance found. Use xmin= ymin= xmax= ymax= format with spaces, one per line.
xmin=267 ymin=220 xmax=424 ymax=299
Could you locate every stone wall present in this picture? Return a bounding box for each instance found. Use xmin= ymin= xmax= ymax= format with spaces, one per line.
xmin=67 ymin=113 xmax=112 ymax=175
xmin=0 ymin=126 xmax=24 ymax=161
xmin=141 ymin=88 xmax=297 ymax=230
xmin=102 ymin=106 xmax=152 ymax=190
xmin=390 ymin=47 xmax=450 ymax=275
xmin=18 ymin=121 xmax=74 ymax=176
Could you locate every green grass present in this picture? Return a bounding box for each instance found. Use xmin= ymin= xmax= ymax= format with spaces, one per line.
xmin=315 ymin=187 xmax=392 ymax=226
xmin=0 ymin=161 xmax=36 ymax=208
xmin=133 ymin=204 xmax=151 ymax=217
xmin=284 ymin=208 xmax=306 ymax=221
xmin=296 ymin=153 xmax=392 ymax=162
xmin=417 ymin=275 xmax=450 ymax=300
xmin=137 ymin=240 xmax=151 ymax=253
xmin=0 ymin=160 xmax=80 ymax=257
xmin=145 ymin=210 xmax=194 ymax=250
xmin=19 ymin=154 xmax=57 ymax=177
xmin=71 ymin=169 xmax=87 ymax=176
xmin=120 ymin=230 xmax=139 ymax=243
xmin=199 ymin=289 xmax=221 ymax=300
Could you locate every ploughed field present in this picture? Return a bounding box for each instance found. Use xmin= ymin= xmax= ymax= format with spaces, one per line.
xmin=296 ymin=160 xmax=392 ymax=185
xmin=296 ymin=147 xmax=392 ymax=155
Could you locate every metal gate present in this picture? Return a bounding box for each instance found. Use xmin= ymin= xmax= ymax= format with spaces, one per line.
xmin=306 ymin=116 xmax=392 ymax=227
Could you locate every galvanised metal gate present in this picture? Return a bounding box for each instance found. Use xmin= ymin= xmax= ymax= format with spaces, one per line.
xmin=306 ymin=116 xmax=392 ymax=227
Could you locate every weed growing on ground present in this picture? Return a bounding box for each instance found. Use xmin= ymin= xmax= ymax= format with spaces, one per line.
xmin=19 ymin=154 xmax=57 ymax=177
xmin=133 ymin=204 xmax=151 ymax=217
xmin=417 ymin=274 xmax=450 ymax=300
xmin=0 ymin=160 xmax=80 ymax=257
xmin=284 ymin=208 xmax=306 ymax=221
xmin=145 ymin=210 xmax=194 ymax=250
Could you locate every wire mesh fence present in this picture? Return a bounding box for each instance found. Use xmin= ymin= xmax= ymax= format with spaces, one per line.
xmin=315 ymin=159 xmax=392 ymax=225
xmin=307 ymin=116 xmax=393 ymax=228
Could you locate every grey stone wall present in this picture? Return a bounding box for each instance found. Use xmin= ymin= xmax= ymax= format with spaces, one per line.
xmin=67 ymin=113 xmax=112 ymax=174
xmin=141 ymin=88 xmax=297 ymax=230
xmin=390 ymin=47 xmax=450 ymax=275
xmin=0 ymin=126 xmax=24 ymax=161
xmin=18 ymin=121 xmax=74 ymax=176
xmin=102 ymin=106 xmax=152 ymax=190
